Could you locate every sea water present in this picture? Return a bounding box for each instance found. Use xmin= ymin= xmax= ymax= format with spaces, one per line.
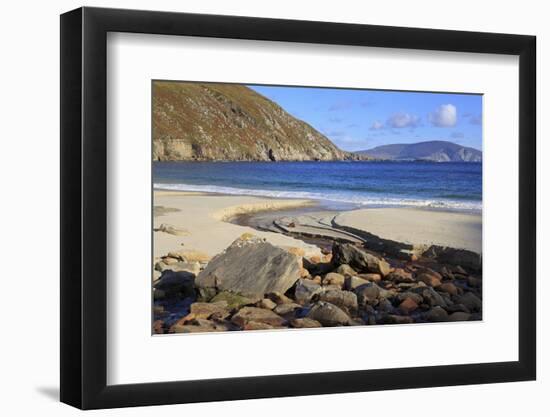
xmin=153 ymin=161 xmax=482 ymax=212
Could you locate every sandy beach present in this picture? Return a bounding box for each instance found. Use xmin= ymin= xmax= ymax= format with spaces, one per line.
xmin=154 ymin=189 xmax=482 ymax=262
xmin=153 ymin=190 xmax=322 ymax=260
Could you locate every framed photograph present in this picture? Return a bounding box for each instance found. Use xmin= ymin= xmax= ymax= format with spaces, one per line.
xmin=60 ymin=6 xmax=536 ymax=410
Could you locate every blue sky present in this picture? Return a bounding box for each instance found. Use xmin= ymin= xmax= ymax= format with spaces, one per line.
xmin=249 ymin=85 xmax=482 ymax=152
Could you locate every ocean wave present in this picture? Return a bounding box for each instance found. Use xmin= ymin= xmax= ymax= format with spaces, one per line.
xmin=154 ymin=182 xmax=482 ymax=212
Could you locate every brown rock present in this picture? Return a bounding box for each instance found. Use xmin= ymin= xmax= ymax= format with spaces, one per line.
xmin=267 ymin=292 xmax=294 ymax=305
xmin=358 ymin=273 xmax=382 ymax=283
xmin=231 ymin=307 xmax=286 ymax=328
xmin=335 ymin=264 xmax=357 ymax=276
xmin=210 ymin=291 xmax=254 ymax=310
xmin=306 ymin=301 xmax=351 ymax=326
xmin=322 ymin=272 xmax=346 ymax=287
xmin=189 ymin=301 xmax=229 ymax=320
xmin=289 ymin=318 xmax=322 ymax=328
xmin=437 ymin=282 xmax=458 ymax=296
xmin=259 ymin=298 xmax=277 ymax=310
xmin=243 ymin=321 xmax=275 ymax=330
xmin=171 ymin=318 xmax=233 ymax=333
xmin=417 ymin=273 xmax=442 ymax=287
xmin=387 ymin=268 xmax=414 ymax=283
xmin=399 ymin=297 xmax=419 ymax=315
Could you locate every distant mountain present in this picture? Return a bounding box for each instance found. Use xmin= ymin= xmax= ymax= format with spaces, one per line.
xmin=356 ymin=140 xmax=482 ymax=162
xmin=153 ymin=82 xmax=365 ymax=161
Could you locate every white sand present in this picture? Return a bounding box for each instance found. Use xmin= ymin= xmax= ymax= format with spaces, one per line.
xmin=153 ymin=191 xmax=320 ymax=259
xmin=334 ymin=208 xmax=482 ymax=254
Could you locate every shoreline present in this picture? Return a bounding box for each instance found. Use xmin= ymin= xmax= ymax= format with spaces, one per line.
xmin=154 ymin=188 xmax=482 ymax=257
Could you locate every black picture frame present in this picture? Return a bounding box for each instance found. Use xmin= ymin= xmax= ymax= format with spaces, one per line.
xmin=60 ymin=6 xmax=536 ymax=410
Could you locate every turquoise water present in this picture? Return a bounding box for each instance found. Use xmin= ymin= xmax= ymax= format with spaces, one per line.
xmin=153 ymin=161 xmax=482 ymax=212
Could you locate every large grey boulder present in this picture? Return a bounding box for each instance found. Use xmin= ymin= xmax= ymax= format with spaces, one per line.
xmin=332 ymin=243 xmax=391 ymax=277
xmin=196 ymin=235 xmax=301 ymax=301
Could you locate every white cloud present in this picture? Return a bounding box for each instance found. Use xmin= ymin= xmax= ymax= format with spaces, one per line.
xmin=429 ymin=104 xmax=457 ymax=127
xmin=369 ymin=120 xmax=384 ymax=130
xmin=387 ymin=112 xmax=420 ymax=128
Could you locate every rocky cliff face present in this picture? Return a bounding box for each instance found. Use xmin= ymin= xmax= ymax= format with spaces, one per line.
xmin=153 ymin=82 xmax=358 ymax=161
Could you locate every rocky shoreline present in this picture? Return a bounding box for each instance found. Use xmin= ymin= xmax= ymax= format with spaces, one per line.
xmin=153 ymin=231 xmax=482 ymax=334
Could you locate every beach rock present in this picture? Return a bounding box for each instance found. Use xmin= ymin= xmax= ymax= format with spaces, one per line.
xmin=267 ymin=292 xmax=294 ymax=305
xmin=306 ymin=301 xmax=351 ymax=326
xmin=448 ymin=312 xmax=471 ymax=322
xmin=396 ymin=292 xmax=424 ymax=305
xmin=457 ymin=292 xmax=482 ymax=312
xmin=417 ymin=273 xmax=442 ymax=287
xmin=377 ymin=298 xmax=394 ymax=313
xmin=231 ymin=307 xmax=287 ymax=328
xmin=189 ymin=301 xmax=230 ymax=320
xmin=426 ymin=306 xmax=449 ymax=322
xmin=196 ymin=235 xmax=301 ymax=301
xmin=243 ymin=321 xmax=277 ymax=330
xmin=335 ymin=264 xmax=357 ymax=276
xmin=399 ymin=297 xmax=419 ymax=315
xmin=379 ymin=315 xmax=414 ymax=325
xmin=155 ymin=223 xmax=189 ymax=236
xmin=332 ymin=243 xmax=391 ymax=276
xmin=424 ymin=246 xmax=482 ymax=271
xmin=322 ymin=272 xmax=346 ymax=287
xmin=358 ymin=273 xmax=382 ymax=283
xmin=172 ymin=318 xmax=233 ymax=333
xmin=210 ymin=291 xmax=254 ymax=310
xmin=387 ymin=268 xmax=414 ymax=283
xmin=344 ymin=276 xmax=370 ymax=291
xmin=273 ymin=303 xmax=301 ymax=316
xmin=294 ymin=279 xmax=323 ymax=304
xmin=319 ymin=290 xmax=358 ymax=314
xmin=413 ymin=287 xmax=448 ymax=308
xmin=259 ymin=298 xmax=277 ymax=310
xmin=354 ymin=283 xmax=381 ymax=306
xmin=437 ymin=282 xmax=458 ymax=296
xmin=153 ymin=270 xmax=195 ymax=298
xmin=289 ymin=318 xmax=322 ymax=328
